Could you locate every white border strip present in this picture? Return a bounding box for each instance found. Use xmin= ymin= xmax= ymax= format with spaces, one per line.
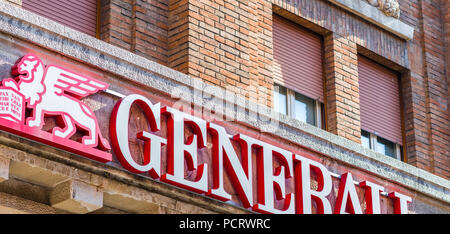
xmin=105 ymin=89 xmax=126 ymax=99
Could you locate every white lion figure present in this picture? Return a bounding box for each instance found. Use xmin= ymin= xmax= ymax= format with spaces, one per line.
xmin=2 ymin=54 xmax=111 ymax=150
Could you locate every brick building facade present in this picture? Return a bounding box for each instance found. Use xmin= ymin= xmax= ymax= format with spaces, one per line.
xmin=0 ymin=0 xmax=448 ymax=214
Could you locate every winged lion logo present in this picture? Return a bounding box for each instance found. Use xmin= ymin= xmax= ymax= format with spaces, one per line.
xmin=0 ymin=54 xmax=111 ymax=151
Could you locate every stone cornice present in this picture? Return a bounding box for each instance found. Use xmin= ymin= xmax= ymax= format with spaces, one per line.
xmin=326 ymin=0 xmax=413 ymax=40
xmin=366 ymin=0 xmax=400 ymax=19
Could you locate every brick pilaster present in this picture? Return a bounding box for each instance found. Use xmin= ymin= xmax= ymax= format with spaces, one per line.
xmin=100 ymin=0 xmax=169 ymax=66
xmin=168 ymin=0 xmax=189 ymax=74
xmin=167 ymin=0 xmax=273 ymax=106
xmin=406 ymin=0 xmax=449 ymax=178
xmin=324 ymin=33 xmax=361 ymax=144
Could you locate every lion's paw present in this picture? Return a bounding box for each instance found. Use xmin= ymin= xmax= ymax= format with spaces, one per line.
xmin=27 ymin=119 xmax=41 ymax=128
xmin=3 ymin=79 xmax=18 ymax=91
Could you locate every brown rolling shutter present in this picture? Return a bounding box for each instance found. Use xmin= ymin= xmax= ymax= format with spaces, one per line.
xmin=23 ymin=0 xmax=98 ymax=37
xmin=273 ymin=15 xmax=324 ymax=102
xmin=358 ymin=56 xmax=402 ymax=145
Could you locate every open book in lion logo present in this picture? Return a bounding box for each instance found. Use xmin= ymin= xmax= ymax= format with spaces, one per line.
xmin=0 ymin=54 xmax=112 ymax=163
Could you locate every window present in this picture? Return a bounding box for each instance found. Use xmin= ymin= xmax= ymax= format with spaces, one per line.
xmin=361 ymin=130 xmax=403 ymax=160
xmin=274 ymin=84 xmax=325 ymax=129
xmin=272 ymin=15 xmax=325 ymax=129
xmin=358 ymin=55 xmax=404 ymax=160
xmin=23 ymin=0 xmax=99 ymax=38
xmin=272 ymin=15 xmax=324 ymax=102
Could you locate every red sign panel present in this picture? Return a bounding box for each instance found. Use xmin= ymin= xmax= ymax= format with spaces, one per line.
xmin=0 ymin=54 xmax=412 ymax=214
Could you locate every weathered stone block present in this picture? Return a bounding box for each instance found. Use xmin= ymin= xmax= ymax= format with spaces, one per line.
xmin=50 ymin=180 xmax=103 ymax=214
xmin=103 ymin=192 xmax=160 ymax=214
xmin=9 ymin=160 xmax=68 ymax=187
xmin=0 ymin=156 xmax=9 ymax=182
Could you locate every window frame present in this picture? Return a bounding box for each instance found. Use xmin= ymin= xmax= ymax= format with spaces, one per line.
xmin=362 ymin=130 xmax=403 ymax=161
xmin=274 ymin=84 xmax=324 ymax=129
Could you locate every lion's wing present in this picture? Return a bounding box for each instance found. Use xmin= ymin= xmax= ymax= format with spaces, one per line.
xmin=44 ymin=66 xmax=108 ymax=98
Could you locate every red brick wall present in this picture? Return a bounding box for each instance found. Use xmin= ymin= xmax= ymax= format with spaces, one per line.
xmin=444 ymin=0 xmax=450 ymax=148
xmin=101 ymin=0 xmax=133 ymax=50
xmin=100 ymin=0 xmax=274 ymax=105
xmin=101 ymin=0 xmax=169 ymax=66
xmin=398 ymin=0 xmax=449 ymax=178
xmin=168 ymin=0 xmax=189 ymax=73
xmin=174 ymin=0 xmax=274 ymax=105
xmin=324 ymin=34 xmax=361 ymax=144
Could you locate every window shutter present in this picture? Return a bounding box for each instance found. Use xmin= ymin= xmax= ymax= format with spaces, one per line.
xmin=358 ymin=56 xmax=402 ymax=145
xmin=23 ymin=0 xmax=98 ymax=37
xmin=273 ymin=15 xmax=324 ymax=102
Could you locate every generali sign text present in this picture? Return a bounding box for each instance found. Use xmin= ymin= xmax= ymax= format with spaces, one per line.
xmin=0 ymin=54 xmax=412 ymax=214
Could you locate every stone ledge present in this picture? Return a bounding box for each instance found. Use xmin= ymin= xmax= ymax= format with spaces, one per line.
xmin=0 ymin=192 xmax=62 ymax=214
xmin=0 ymin=156 xmax=9 ymax=182
xmin=103 ymin=192 xmax=161 ymax=214
xmin=50 ymin=180 xmax=103 ymax=214
xmin=9 ymin=160 xmax=70 ymax=188
xmin=326 ymin=0 xmax=414 ymax=40
xmin=271 ymin=0 xmax=414 ymax=40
